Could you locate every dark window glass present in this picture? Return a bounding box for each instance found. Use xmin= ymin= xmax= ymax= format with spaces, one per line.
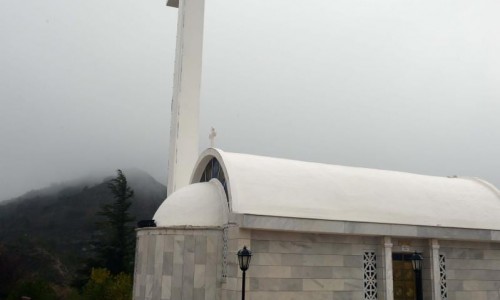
xmin=200 ymin=158 xmax=229 ymax=206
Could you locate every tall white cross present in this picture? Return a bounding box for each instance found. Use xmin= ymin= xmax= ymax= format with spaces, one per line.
xmin=166 ymin=0 xmax=206 ymax=196
xmin=209 ymin=127 xmax=217 ymax=148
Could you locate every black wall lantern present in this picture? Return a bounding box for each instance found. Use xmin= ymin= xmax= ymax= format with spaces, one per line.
xmin=410 ymin=251 xmax=423 ymax=271
xmin=237 ymin=246 xmax=252 ymax=300
xmin=410 ymin=252 xmax=423 ymax=300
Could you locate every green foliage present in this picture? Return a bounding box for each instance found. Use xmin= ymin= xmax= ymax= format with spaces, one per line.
xmin=106 ymin=273 xmax=133 ymax=300
xmin=0 ymin=244 xmax=23 ymax=298
xmin=7 ymin=280 xmax=57 ymax=300
xmin=65 ymin=288 xmax=84 ymax=300
xmin=81 ymin=268 xmax=110 ymax=299
xmin=80 ymin=268 xmax=132 ymax=300
xmin=0 ymin=169 xmax=165 ymax=297
xmin=94 ymin=170 xmax=136 ymax=275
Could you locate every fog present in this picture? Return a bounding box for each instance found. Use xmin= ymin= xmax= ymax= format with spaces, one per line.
xmin=0 ymin=0 xmax=177 ymax=200
xmin=199 ymin=0 xmax=500 ymax=189
xmin=1 ymin=0 xmax=498 ymax=201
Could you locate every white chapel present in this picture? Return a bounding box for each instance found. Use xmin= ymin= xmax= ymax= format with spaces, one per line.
xmin=132 ymin=0 xmax=500 ymax=300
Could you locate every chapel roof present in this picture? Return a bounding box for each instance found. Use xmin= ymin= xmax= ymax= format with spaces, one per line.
xmin=154 ymin=179 xmax=228 ymax=227
xmin=185 ymin=148 xmax=500 ymax=231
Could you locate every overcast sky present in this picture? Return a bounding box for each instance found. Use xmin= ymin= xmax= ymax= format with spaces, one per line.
xmin=1 ymin=0 xmax=499 ymax=201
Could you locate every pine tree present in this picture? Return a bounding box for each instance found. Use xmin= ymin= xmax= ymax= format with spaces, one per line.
xmin=96 ymin=169 xmax=135 ymax=275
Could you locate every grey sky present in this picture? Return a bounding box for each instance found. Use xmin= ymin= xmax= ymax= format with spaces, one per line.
xmin=1 ymin=0 xmax=499 ymax=201
xmin=200 ymin=0 xmax=499 ymax=187
xmin=0 ymin=0 xmax=177 ymax=200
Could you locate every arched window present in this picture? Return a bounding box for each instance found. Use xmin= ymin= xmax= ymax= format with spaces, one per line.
xmin=199 ymin=158 xmax=229 ymax=205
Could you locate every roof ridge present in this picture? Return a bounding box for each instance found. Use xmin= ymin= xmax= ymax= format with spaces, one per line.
xmin=459 ymin=176 xmax=500 ymax=199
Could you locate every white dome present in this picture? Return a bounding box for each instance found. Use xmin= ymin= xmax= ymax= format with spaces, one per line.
xmin=153 ymin=179 xmax=228 ymax=227
xmin=191 ymin=148 xmax=500 ymax=230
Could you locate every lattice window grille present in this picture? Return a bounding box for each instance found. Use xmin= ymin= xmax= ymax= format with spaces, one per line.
xmin=363 ymin=251 xmax=378 ymax=300
xmin=221 ymin=225 xmax=229 ymax=279
xmin=439 ymin=254 xmax=448 ymax=300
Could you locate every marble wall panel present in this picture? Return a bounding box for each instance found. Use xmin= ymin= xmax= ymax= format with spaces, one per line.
xmin=220 ymin=289 xmax=237 ymax=300
xmin=268 ymin=240 xmax=353 ymax=255
xmin=193 ymin=288 xmax=205 ymax=300
xmin=388 ymin=224 xmax=418 ymax=237
xmin=225 ymin=262 xmax=238 ymax=278
xmin=417 ymin=227 xmax=491 ymax=241
xmin=297 ymin=254 xmax=344 ymax=266
xmin=133 ymin=228 xmax=223 ymax=300
xmin=218 ymin=230 xmax=377 ymax=300
xmin=448 ymin=258 xmax=500 ymax=270
xmin=454 ymin=291 xmax=489 ymax=300
xmin=448 ymin=269 xmax=500 ymax=280
xmin=161 ymin=275 xmax=172 ymax=300
xmin=163 ymin=252 xmax=173 ymax=275
xmin=251 ymin=239 xmax=270 ymax=252
xmin=146 ymin=235 xmax=157 ymax=277
xmin=134 ymin=227 xmax=500 ymax=300
xmin=252 ymin=253 xmax=282 ymax=266
xmin=491 ymin=232 xmax=500 ymax=242
xmin=302 ymin=279 xmax=344 ymax=291
xmin=343 ymin=255 xmax=363 ymax=268
xmin=333 ymin=291 xmax=363 ymax=300
xmin=249 ymin=278 xmax=302 ymax=291
xmin=247 ymin=291 xmax=333 ymax=300
xmin=441 ymin=247 xmax=485 ymax=259
xmin=250 ymin=265 xmax=292 ymax=278
xmin=440 ymin=241 xmax=500 ymax=300
xmin=344 ymin=223 xmax=391 ymax=236
xmin=194 ymin=265 xmax=206 ymax=289
xmin=195 ymin=235 xmax=208 ymax=264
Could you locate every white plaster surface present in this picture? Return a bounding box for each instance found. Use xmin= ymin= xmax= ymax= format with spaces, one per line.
xmin=430 ymin=239 xmax=441 ymax=300
xmin=189 ymin=148 xmax=500 ymax=231
xmin=384 ymin=237 xmax=394 ymax=300
xmin=154 ymin=179 xmax=228 ymax=226
xmin=167 ymin=0 xmax=205 ymax=196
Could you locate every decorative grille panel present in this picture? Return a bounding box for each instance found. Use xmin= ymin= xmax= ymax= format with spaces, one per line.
xmin=363 ymin=251 xmax=377 ymax=300
xmin=221 ymin=225 xmax=228 ymax=279
xmin=439 ymin=254 xmax=447 ymax=299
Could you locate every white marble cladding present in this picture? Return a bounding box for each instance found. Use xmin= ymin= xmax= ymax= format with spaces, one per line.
xmin=133 ymin=225 xmax=500 ymax=300
xmin=133 ymin=227 xmax=223 ymax=300
xmin=439 ymin=240 xmax=500 ymax=300
xmin=221 ymin=228 xmax=384 ymax=300
xmin=238 ymin=214 xmax=500 ymax=242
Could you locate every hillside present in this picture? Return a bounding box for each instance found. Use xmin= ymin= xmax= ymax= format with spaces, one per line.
xmin=0 ymin=170 xmax=166 ymax=297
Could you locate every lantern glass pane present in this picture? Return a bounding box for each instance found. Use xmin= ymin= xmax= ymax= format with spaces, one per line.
xmin=411 ymin=253 xmax=423 ymax=271
xmin=238 ymin=255 xmax=244 ymax=270
xmin=243 ymin=256 xmax=248 ymax=269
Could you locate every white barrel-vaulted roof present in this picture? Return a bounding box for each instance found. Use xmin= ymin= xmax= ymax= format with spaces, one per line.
xmin=187 ymin=148 xmax=500 ymax=231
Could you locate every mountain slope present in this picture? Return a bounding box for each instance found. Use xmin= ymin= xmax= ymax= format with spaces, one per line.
xmin=0 ymin=170 xmax=166 ymax=292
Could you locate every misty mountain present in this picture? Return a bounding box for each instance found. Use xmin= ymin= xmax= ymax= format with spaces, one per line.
xmin=0 ymin=169 xmax=166 ymax=289
xmin=1 ymin=176 xmax=103 ymax=205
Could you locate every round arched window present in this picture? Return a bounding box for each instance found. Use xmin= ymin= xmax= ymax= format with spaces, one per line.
xmin=199 ymin=158 xmax=229 ymax=205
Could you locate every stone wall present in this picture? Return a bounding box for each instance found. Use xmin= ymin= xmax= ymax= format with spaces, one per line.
xmin=133 ymin=227 xmax=223 ymax=300
xmin=440 ymin=240 xmax=500 ymax=300
xmin=222 ymin=227 xmax=384 ymax=300
xmin=133 ymin=225 xmax=500 ymax=300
